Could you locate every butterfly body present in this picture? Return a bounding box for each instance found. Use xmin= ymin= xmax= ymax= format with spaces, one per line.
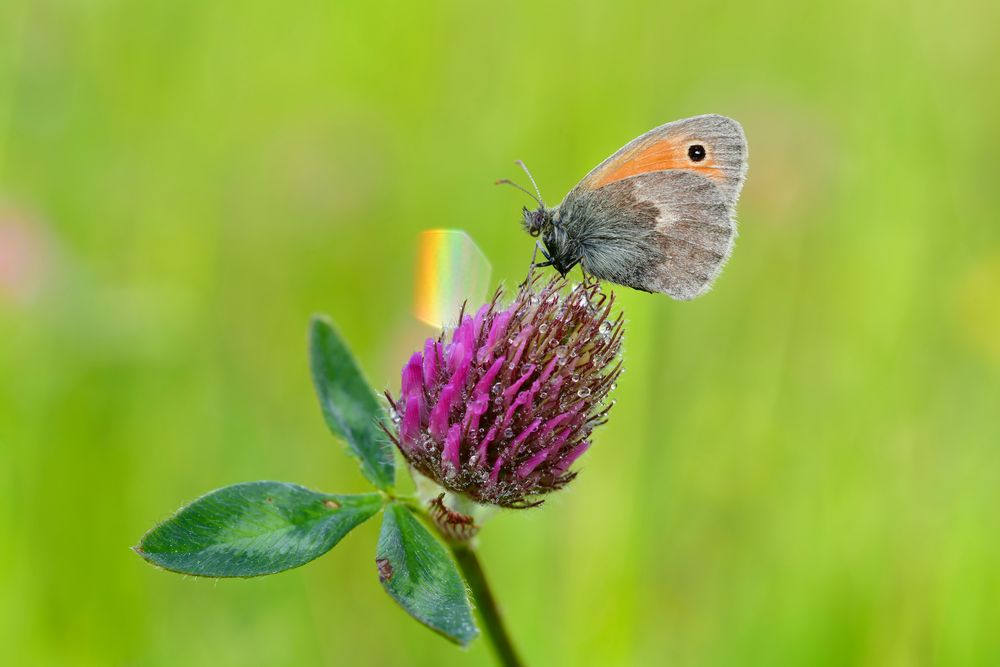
xmin=517 ymin=114 xmax=748 ymax=300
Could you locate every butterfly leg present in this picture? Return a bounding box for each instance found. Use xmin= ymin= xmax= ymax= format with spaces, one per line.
xmin=534 ymin=241 xmax=555 ymax=267
xmin=520 ymin=242 xmax=544 ymax=287
xmin=521 ymin=242 xmax=555 ymax=286
xmin=576 ymin=264 xmax=601 ymax=307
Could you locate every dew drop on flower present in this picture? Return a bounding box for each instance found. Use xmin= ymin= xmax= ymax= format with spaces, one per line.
xmin=555 ymin=345 xmax=568 ymax=359
xmin=571 ymin=374 xmax=580 ymax=382
xmin=503 ymin=428 xmax=514 ymax=439
xmin=577 ymin=387 xmax=592 ymax=398
xmin=491 ymin=382 xmax=501 ymax=394
xmin=539 ymin=323 xmax=548 ymax=333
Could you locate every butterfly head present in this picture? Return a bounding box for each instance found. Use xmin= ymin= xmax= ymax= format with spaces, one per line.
xmin=522 ymin=206 xmax=552 ymax=238
xmin=524 ymin=207 xmax=575 ymax=276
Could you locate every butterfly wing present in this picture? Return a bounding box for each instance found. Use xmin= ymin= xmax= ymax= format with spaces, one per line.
xmin=575 ymin=114 xmax=747 ymax=207
xmin=567 ymin=170 xmax=733 ymax=300
xmin=562 ymin=115 xmax=746 ymax=300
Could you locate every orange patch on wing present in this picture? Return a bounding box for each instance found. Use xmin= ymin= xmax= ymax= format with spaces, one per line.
xmin=592 ymin=137 xmax=721 ymax=188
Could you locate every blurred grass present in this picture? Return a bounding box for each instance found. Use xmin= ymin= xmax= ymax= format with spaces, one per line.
xmin=2 ymin=0 xmax=999 ymax=665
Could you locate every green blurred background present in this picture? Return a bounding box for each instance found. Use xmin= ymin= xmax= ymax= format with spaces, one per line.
xmin=2 ymin=0 xmax=999 ymax=665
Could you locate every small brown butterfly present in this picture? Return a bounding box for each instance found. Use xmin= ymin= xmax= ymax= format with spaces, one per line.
xmin=499 ymin=114 xmax=748 ymax=300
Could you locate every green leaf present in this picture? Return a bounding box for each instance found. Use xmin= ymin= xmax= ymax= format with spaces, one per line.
xmin=309 ymin=315 xmax=395 ymax=490
xmin=135 ymin=481 xmax=383 ymax=577
xmin=376 ymin=502 xmax=478 ymax=646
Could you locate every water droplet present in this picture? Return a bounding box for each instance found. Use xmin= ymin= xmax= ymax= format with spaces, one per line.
xmin=508 ymin=363 xmax=517 ymax=371
xmin=610 ymin=383 xmax=617 ymax=391
xmin=491 ymin=383 xmax=501 ymax=394
xmin=571 ymin=374 xmax=580 ymax=383
xmin=599 ymin=321 xmax=612 ymax=336
xmin=555 ymin=346 xmax=568 ymax=358
xmin=577 ymin=387 xmax=592 ymax=398
xmin=539 ymin=323 xmax=549 ymax=333
xmin=494 ymin=396 xmax=503 ymax=406
xmin=539 ymin=391 xmax=548 ymax=399
xmin=478 ymin=428 xmax=486 ymax=435
xmin=503 ymin=428 xmax=514 ymax=439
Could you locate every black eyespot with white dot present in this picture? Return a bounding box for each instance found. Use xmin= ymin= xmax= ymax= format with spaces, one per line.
xmin=688 ymin=144 xmax=706 ymax=162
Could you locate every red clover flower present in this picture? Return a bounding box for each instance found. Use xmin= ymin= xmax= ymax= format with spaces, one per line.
xmin=385 ymin=274 xmax=624 ymax=509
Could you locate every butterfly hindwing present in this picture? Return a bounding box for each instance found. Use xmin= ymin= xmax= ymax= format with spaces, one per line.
xmin=632 ymin=170 xmax=735 ymax=300
xmin=565 ymin=170 xmax=734 ymax=300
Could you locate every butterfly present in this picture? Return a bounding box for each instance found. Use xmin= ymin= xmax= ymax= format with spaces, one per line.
xmin=499 ymin=114 xmax=748 ymax=300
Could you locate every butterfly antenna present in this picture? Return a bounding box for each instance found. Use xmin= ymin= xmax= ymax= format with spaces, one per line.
xmin=495 ymin=178 xmax=542 ymax=207
xmin=514 ymin=160 xmax=545 ymax=207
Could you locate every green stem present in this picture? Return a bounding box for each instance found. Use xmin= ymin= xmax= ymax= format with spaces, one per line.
xmin=451 ymin=542 xmax=525 ymax=667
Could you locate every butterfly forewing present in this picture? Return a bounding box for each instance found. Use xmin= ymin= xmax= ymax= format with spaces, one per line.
xmin=576 ymin=114 xmax=747 ymax=209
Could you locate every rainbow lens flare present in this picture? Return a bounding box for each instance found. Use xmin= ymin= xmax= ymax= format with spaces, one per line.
xmin=414 ymin=230 xmax=491 ymax=329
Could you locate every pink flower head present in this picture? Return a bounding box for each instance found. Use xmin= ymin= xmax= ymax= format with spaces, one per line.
xmin=386 ymin=275 xmax=623 ymax=508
